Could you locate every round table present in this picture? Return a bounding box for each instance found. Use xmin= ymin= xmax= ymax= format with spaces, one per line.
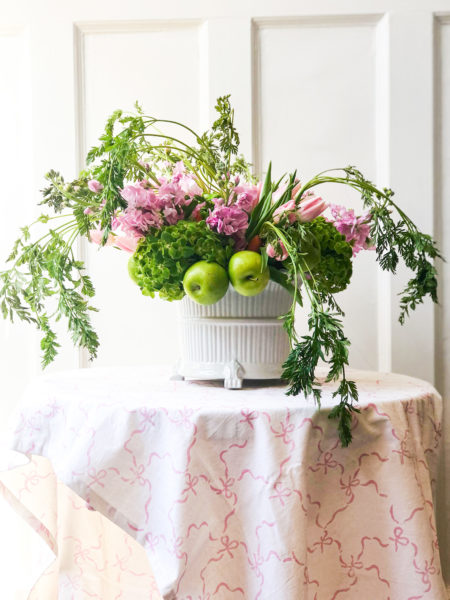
xmin=2 ymin=366 xmax=447 ymax=599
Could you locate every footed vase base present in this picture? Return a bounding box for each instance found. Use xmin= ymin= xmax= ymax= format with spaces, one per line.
xmin=173 ymin=359 xmax=283 ymax=390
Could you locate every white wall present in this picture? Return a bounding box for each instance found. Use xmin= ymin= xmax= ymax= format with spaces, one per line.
xmin=0 ymin=0 xmax=449 ymax=589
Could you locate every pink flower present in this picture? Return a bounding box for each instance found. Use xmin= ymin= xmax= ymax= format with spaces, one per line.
xmin=118 ymin=174 xmax=199 ymax=236
xmin=83 ymin=207 xmax=93 ymax=215
xmin=113 ymin=235 xmax=139 ymax=253
xmin=232 ymin=182 xmax=261 ymax=213
xmin=206 ymin=205 xmax=248 ymax=236
xmin=116 ymin=167 xmax=204 ymax=238
xmin=88 ymin=180 xmax=103 ymax=193
xmin=272 ymin=182 xmax=287 ymax=203
xmin=298 ymin=194 xmax=327 ymax=222
xmin=291 ymin=181 xmax=302 ymax=198
xmin=179 ymin=174 xmax=202 ymax=198
xmin=273 ymin=199 xmax=298 ymax=224
xmin=163 ymin=206 xmax=180 ymax=225
xmin=273 ymin=193 xmax=327 ymax=225
xmin=172 ymin=161 xmax=186 ymax=181
xmin=158 ymin=181 xmax=188 ymax=208
xmin=121 ymin=182 xmax=157 ymax=210
xmin=88 ymin=229 xmax=114 ymax=246
xmin=328 ymin=205 xmax=374 ymax=255
xmin=116 ymin=208 xmax=162 ymax=237
xmin=267 ymin=241 xmax=288 ymax=261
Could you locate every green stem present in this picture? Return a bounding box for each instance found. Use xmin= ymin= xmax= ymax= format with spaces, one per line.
xmin=141 ymin=133 xmax=219 ymax=182
xmin=50 ymin=180 xmax=93 ymax=208
xmin=269 ymin=266 xmax=302 ymax=305
xmin=141 ymin=144 xmax=222 ymax=193
xmin=27 ymin=219 xmax=78 ymax=251
xmin=295 ymin=169 xmax=416 ymax=233
xmin=142 ymin=117 xmax=201 ymax=141
xmin=143 ymin=117 xmax=221 ymax=184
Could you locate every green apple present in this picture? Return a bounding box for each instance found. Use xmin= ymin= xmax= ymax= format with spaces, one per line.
xmin=128 ymin=256 xmax=140 ymax=285
xmin=183 ymin=261 xmax=229 ymax=305
xmin=228 ymin=251 xmax=270 ymax=296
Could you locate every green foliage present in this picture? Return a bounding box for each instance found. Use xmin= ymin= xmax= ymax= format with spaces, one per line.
xmin=357 ymin=167 xmax=440 ymax=323
xmin=212 ymin=95 xmax=240 ymax=162
xmin=368 ymin=200 xmax=440 ymax=324
xmin=246 ymin=166 xmax=296 ymax=241
xmin=300 ymin=218 xmax=353 ymax=293
xmin=398 ymin=258 xmax=438 ymax=323
xmin=132 ymin=221 xmax=234 ymax=301
xmin=282 ymin=307 xmax=358 ymax=446
xmin=265 ymin=165 xmax=442 ymax=446
xmin=40 ymin=170 xmax=72 ymax=213
xmin=196 ymin=94 xmax=255 ymax=187
xmin=246 ymin=163 xmax=274 ymax=241
xmin=328 ymin=379 xmax=360 ymax=448
xmin=0 ymin=225 xmax=98 ymax=366
xmin=296 ymin=166 xmax=442 ymax=323
xmin=86 ymin=110 xmax=146 ymax=240
xmin=263 ymin=218 xmax=352 ymax=295
xmin=263 ymin=217 xmax=352 ymax=296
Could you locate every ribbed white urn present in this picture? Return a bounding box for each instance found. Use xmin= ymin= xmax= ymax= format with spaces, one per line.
xmin=175 ymin=281 xmax=292 ymax=388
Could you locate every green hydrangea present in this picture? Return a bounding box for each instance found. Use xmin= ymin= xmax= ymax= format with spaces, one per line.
xmin=132 ymin=221 xmax=234 ymax=301
xmin=302 ymin=217 xmax=353 ymax=293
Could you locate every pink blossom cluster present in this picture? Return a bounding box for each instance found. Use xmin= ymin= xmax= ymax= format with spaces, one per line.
xmin=205 ymin=181 xmax=261 ymax=249
xmin=114 ymin=162 xmax=202 ymax=238
xmin=87 ymin=163 xmax=203 ymax=253
xmin=206 ymin=202 xmax=248 ymax=236
xmin=230 ymin=181 xmax=262 ymax=213
xmin=328 ymin=204 xmax=374 ymax=255
xmin=206 ymin=200 xmax=249 ymax=250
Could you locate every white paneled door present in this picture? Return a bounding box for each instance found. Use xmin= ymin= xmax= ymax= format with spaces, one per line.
xmin=0 ymin=0 xmax=449 ymax=586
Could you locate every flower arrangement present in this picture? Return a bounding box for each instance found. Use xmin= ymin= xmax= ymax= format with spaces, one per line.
xmin=1 ymin=96 xmax=441 ymax=445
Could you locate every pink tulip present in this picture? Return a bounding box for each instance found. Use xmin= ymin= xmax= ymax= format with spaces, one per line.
xmin=273 ymin=199 xmax=297 ymax=224
xmin=298 ymin=195 xmax=327 ymax=222
xmin=272 ymin=182 xmax=287 ymax=203
xmin=273 ymin=194 xmax=327 ymax=225
xmin=87 ymin=179 xmax=103 ymax=193
xmin=113 ymin=235 xmax=139 ymax=253
xmin=291 ymin=181 xmax=302 ymax=198
xmin=266 ymin=241 xmax=289 ymax=261
xmin=88 ymin=229 xmax=114 ymax=246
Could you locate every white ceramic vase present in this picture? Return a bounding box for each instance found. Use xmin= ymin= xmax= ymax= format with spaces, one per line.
xmin=175 ymin=280 xmax=292 ymax=388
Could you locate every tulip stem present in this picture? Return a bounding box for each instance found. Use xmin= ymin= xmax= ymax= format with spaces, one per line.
xmin=269 ymin=267 xmax=302 ymax=306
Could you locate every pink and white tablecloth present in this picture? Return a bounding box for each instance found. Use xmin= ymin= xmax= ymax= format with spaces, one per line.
xmin=2 ymin=366 xmax=447 ymax=599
